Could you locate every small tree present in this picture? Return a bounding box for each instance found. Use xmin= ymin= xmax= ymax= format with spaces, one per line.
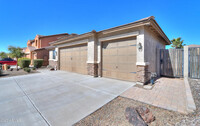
xmin=8 ymin=46 xmax=24 ymax=70
xmin=171 ymin=37 xmax=186 ymax=49
xmin=0 ymin=52 xmax=8 ymax=59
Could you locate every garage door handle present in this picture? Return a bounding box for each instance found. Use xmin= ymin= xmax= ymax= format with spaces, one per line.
xmin=71 ymin=57 xmax=72 ymax=60
xmin=116 ymin=66 xmax=118 ymax=68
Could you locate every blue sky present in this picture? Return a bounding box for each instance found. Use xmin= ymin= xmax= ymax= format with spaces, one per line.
xmin=0 ymin=0 xmax=199 ymax=52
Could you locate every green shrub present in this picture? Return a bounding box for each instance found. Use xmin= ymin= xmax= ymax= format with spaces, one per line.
xmin=24 ymin=67 xmax=31 ymax=73
xmin=18 ymin=58 xmax=31 ymax=68
xmin=18 ymin=57 xmax=30 ymax=65
xmin=33 ymin=59 xmax=43 ymax=68
xmin=32 ymin=67 xmax=36 ymax=70
xmin=21 ymin=60 xmax=31 ymax=68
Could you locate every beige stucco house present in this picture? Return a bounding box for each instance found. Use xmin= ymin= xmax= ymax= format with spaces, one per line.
xmin=48 ymin=16 xmax=170 ymax=85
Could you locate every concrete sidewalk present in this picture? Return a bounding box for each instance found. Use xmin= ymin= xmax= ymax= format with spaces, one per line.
xmin=0 ymin=70 xmax=135 ymax=126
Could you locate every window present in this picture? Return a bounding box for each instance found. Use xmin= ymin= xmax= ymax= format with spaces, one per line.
xmin=31 ymin=42 xmax=34 ymax=46
xmin=53 ymin=50 xmax=56 ymax=59
xmin=35 ymin=40 xmax=37 ymax=46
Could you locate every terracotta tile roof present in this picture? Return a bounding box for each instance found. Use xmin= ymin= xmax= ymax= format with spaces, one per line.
xmin=38 ymin=33 xmax=69 ymax=38
xmin=27 ymin=46 xmax=36 ymax=51
xmin=50 ymin=33 xmax=78 ymax=45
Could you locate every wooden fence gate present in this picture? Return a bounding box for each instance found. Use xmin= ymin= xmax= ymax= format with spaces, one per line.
xmin=189 ymin=47 xmax=200 ymax=79
xmin=160 ymin=49 xmax=184 ymax=77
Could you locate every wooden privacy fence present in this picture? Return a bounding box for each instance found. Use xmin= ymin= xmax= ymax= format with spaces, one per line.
xmin=160 ymin=49 xmax=184 ymax=77
xmin=189 ymin=47 xmax=200 ymax=79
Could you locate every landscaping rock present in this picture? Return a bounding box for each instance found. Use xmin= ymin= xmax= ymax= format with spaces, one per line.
xmin=125 ymin=107 xmax=147 ymax=126
xmin=136 ymin=106 xmax=155 ymax=123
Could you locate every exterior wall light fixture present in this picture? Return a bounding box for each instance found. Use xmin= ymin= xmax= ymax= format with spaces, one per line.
xmin=138 ymin=42 xmax=142 ymax=51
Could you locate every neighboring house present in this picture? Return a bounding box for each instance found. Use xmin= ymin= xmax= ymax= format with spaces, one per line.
xmin=48 ymin=16 xmax=170 ymax=85
xmin=23 ymin=33 xmax=69 ymax=66
xmin=188 ymin=44 xmax=200 ymax=48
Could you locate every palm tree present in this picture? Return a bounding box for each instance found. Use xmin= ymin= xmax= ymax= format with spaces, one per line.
xmin=8 ymin=46 xmax=24 ymax=70
xmin=171 ymin=37 xmax=186 ymax=49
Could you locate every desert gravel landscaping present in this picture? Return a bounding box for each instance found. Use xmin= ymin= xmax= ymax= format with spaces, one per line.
xmin=74 ymin=97 xmax=185 ymax=126
xmin=75 ymin=79 xmax=200 ymax=126
xmin=0 ymin=69 xmax=39 ymax=78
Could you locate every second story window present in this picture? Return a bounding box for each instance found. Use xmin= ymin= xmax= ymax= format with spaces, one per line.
xmin=31 ymin=42 xmax=34 ymax=46
xmin=35 ymin=40 xmax=37 ymax=46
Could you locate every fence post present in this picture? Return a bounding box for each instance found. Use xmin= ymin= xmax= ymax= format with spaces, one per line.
xmin=184 ymin=46 xmax=189 ymax=78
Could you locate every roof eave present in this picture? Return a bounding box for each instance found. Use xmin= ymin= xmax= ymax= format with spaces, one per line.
xmin=149 ymin=19 xmax=171 ymax=45
xmin=45 ymin=46 xmax=56 ymax=50
xmin=50 ymin=32 xmax=94 ymax=46
xmin=99 ymin=17 xmax=153 ymax=34
xmin=50 ymin=16 xmax=170 ymax=46
xmin=99 ymin=17 xmax=170 ymax=45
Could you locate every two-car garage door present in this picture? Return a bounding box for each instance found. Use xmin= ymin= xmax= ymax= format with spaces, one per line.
xmin=102 ymin=37 xmax=137 ymax=82
xmin=59 ymin=37 xmax=137 ymax=82
xmin=60 ymin=44 xmax=87 ymax=75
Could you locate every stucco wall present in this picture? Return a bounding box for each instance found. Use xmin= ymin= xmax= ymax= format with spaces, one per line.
xmin=48 ymin=48 xmax=59 ymax=68
xmin=87 ymin=35 xmax=97 ymax=64
xmin=144 ymin=27 xmax=166 ymax=76
xmin=49 ymin=50 xmax=53 ymax=60
xmin=49 ymin=50 xmax=58 ymax=66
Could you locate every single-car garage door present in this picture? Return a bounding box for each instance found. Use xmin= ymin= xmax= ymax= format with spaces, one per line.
xmin=60 ymin=44 xmax=87 ymax=74
xmin=102 ymin=37 xmax=137 ymax=82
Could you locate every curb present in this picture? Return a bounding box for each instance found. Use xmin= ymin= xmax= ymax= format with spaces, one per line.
xmin=184 ymin=78 xmax=196 ymax=113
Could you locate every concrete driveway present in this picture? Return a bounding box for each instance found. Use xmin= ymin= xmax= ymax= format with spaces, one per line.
xmin=0 ymin=70 xmax=135 ymax=126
